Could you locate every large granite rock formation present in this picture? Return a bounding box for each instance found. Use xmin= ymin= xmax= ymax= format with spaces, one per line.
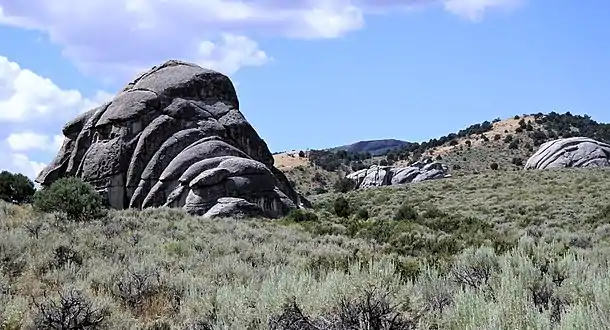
xmin=524 ymin=137 xmax=610 ymax=170
xmin=36 ymin=60 xmax=309 ymax=218
xmin=346 ymin=158 xmax=451 ymax=189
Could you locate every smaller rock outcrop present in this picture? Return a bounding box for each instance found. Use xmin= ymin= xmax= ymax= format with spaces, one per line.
xmin=524 ymin=137 xmax=610 ymax=170
xmin=346 ymin=159 xmax=451 ymax=189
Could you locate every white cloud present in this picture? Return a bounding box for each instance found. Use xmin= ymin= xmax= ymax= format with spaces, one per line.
xmin=6 ymin=131 xmax=63 ymax=152
xmin=8 ymin=153 xmax=46 ymax=180
xmin=0 ymin=0 xmax=523 ymax=79
xmin=196 ymin=34 xmax=271 ymax=75
xmin=0 ymin=56 xmax=108 ymax=180
xmin=0 ymin=56 xmax=108 ymax=122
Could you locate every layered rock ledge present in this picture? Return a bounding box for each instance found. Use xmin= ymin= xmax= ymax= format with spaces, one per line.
xmin=347 ymin=158 xmax=451 ymax=189
xmin=524 ymin=137 xmax=610 ymax=170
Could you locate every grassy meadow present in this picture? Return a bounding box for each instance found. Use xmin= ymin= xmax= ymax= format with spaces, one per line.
xmin=1 ymin=168 xmax=610 ymax=329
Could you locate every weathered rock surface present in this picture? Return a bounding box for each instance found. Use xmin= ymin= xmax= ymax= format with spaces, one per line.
xmin=346 ymin=158 xmax=451 ymax=189
xmin=524 ymin=137 xmax=610 ymax=170
xmin=36 ymin=60 xmax=309 ymax=218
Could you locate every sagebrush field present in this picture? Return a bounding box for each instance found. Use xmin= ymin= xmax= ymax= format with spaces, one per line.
xmin=1 ymin=168 xmax=610 ymax=329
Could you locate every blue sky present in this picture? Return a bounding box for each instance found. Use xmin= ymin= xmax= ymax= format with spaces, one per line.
xmin=0 ymin=0 xmax=609 ymax=179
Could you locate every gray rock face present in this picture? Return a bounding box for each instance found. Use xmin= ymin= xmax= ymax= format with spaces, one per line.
xmin=524 ymin=137 xmax=610 ymax=170
xmin=36 ymin=60 xmax=309 ymax=218
xmin=346 ymin=159 xmax=451 ymax=189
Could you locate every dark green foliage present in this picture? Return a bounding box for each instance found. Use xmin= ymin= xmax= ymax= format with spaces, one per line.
xmin=351 ymin=161 xmax=368 ymax=171
xmin=308 ymin=150 xmax=343 ymax=172
xmin=333 ymin=196 xmax=351 ymax=218
xmin=508 ymin=139 xmax=520 ymax=149
xmin=512 ymin=157 xmax=524 ymax=167
xmin=0 ymin=170 xmax=36 ymax=204
xmin=490 ymin=163 xmax=499 ymax=170
xmin=538 ymin=111 xmax=610 ymax=143
xmin=334 ymin=178 xmax=357 ymax=193
xmin=286 ymin=209 xmax=319 ymax=223
xmin=394 ymin=203 xmax=418 ymax=221
xmin=33 ymin=177 xmax=106 ymax=222
xmin=355 ymin=208 xmax=369 ymax=220
xmin=494 ymin=134 xmax=501 ymax=141
xmin=514 ymin=115 xmax=520 ymax=120
xmin=503 ymin=135 xmax=513 ymax=143
xmin=465 ymin=140 xmax=472 ymax=147
xmin=298 ymin=150 xmax=305 ymax=158
xmin=308 ymin=149 xmax=372 ymax=172
xmin=449 ymin=140 xmax=459 ymax=146
xmin=313 ymin=187 xmax=328 ymax=194
xmin=530 ymin=130 xmax=548 ymax=146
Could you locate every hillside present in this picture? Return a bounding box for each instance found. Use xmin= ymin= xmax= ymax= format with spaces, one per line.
xmin=330 ymin=139 xmax=410 ymax=156
xmin=277 ymin=112 xmax=610 ymax=194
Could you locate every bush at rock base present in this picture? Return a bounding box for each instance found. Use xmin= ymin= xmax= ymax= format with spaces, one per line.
xmin=0 ymin=171 xmax=36 ymax=204
xmin=33 ymin=177 xmax=107 ymax=222
xmin=285 ymin=209 xmax=319 ymax=223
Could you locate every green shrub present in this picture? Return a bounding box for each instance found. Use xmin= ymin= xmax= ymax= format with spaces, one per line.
xmin=490 ymin=163 xmax=499 ymax=170
xmin=0 ymin=171 xmax=36 ymax=204
xmin=33 ymin=177 xmax=106 ymax=222
xmin=355 ymin=208 xmax=369 ymax=220
xmin=333 ymin=177 xmax=356 ymax=193
xmin=286 ymin=209 xmax=319 ymax=222
xmin=394 ymin=202 xmax=418 ymax=221
xmin=333 ymin=196 xmax=351 ymax=218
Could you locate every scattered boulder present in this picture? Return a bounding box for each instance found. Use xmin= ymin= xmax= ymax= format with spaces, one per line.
xmin=36 ymin=60 xmax=309 ymax=218
xmin=346 ymin=158 xmax=451 ymax=189
xmin=524 ymin=137 xmax=610 ymax=170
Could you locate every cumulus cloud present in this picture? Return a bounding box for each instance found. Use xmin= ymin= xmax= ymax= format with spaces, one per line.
xmin=0 ymin=56 xmax=110 ymax=122
xmin=5 ymin=132 xmax=63 ymax=152
xmin=6 ymin=153 xmax=47 ymax=180
xmin=0 ymin=56 xmax=109 ymax=179
xmin=0 ymin=0 xmax=523 ymax=80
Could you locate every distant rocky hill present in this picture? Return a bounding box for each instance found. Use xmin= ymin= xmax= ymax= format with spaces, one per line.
xmin=276 ymin=112 xmax=610 ymax=196
xmin=330 ymin=139 xmax=411 ymax=156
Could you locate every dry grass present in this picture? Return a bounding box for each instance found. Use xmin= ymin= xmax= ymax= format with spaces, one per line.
xmin=281 ymin=165 xmax=345 ymax=197
xmin=273 ymin=151 xmax=309 ymax=169
xmin=1 ymin=168 xmax=610 ymax=329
